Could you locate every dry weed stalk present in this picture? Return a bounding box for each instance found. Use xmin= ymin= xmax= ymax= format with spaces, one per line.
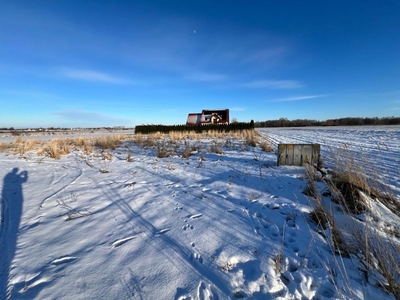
xmin=327 ymin=145 xmax=400 ymax=215
xmin=14 ymin=138 xmax=42 ymax=155
xmin=259 ymin=140 xmax=274 ymax=152
xmin=181 ymin=141 xmax=193 ymax=159
xmin=126 ymin=152 xmax=133 ymax=162
xmin=304 ymin=165 xmax=348 ymax=252
xmin=0 ymin=142 xmax=10 ymax=152
xmin=38 ymin=138 xmax=71 ymax=159
xmin=94 ymin=135 xmax=127 ymax=150
xmin=245 ymin=129 xmax=258 ymax=147
xmin=157 ymin=139 xmax=174 ymax=158
xmin=75 ymin=136 xmax=93 ymax=153
xmin=208 ymin=141 xmax=224 ymax=154
xmin=306 ymin=144 xmax=400 ymax=298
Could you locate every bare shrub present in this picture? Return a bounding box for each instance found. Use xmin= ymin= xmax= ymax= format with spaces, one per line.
xmin=208 ymin=141 xmax=224 ymax=154
xmin=142 ymin=134 xmax=156 ymax=148
xmin=157 ymin=139 xmax=174 ymax=158
xmin=259 ymin=140 xmax=273 ymax=152
xmin=181 ymin=144 xmax=193 ymax=159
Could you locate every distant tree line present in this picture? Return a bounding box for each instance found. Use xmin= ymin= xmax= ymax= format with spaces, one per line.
xmin=135 ymin=121 xmax=254 ymax=134
xmin=255 ymin=117 xmax=400 ymax=128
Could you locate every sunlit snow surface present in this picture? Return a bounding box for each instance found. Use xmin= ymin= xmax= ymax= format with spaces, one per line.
xmin=0 ymin=126 xmax=398 ymax=299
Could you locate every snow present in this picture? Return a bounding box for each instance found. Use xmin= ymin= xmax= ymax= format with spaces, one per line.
xmin=0 ymin=127 xmax=399 ymax=299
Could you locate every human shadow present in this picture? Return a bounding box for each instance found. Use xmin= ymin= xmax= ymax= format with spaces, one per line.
xmin=0 ymin=168 xmax=28 ymax=299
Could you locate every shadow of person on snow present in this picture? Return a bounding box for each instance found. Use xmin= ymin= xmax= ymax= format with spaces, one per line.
xmin=0 ymin=167 xmax=28 ymax=299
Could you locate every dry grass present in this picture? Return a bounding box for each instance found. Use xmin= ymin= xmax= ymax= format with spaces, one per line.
xmin=245 ymin=130 xmax=259 ymax=147
xmin=259 ymin=140 xmax=274 ymax=152
xmin=93 ymin=134 xmax=128 ymax=150
xmin=39 ymin=138 xmax=71 ymax=159
xmin=327 ymin=151 xmax=400 ymax=297
xmin=0 ymin=142 xmax=9 ymax=152
xmin=181 ymin=142 xmax=193 ymax=159
xmin=207 ymin=141 xmax=224 ymax=154
xmin=75 ymin=136 xmax=93 ymax=153
xmin=157 ymin=139 xmax=175 ymax=158
xmin=126 ymin=152 xmax=133 ymax=162
xmin=304 ymin=147 xmax=400 ymax=298
xmin=102 ymin=152 xmax=113 ymax=160
xmin=14 ymin=138 xmax=42 ymax=156
xmin=327 ymin=146 xmax=400 ymax=216
xmin=0 ymin=134 xmax=130 ymax=159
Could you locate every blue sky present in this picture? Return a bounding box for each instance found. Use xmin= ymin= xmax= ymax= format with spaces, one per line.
xmin=1 ymin=1 xmax=399 ymax=128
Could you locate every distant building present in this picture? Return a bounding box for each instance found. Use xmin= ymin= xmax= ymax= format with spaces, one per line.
xmin=186 ymin=109 xmax=229 ymax=125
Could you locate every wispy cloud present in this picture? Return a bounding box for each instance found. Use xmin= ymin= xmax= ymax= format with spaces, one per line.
xmin=185 ymin=72 xmax=228 ymax=82
xmin=243 ymin=47 xmax=289 ymax=66
xmin=241 ymin=80 xmax=303 ymax=89
xmin=1 ymin=89 xmax=62 ymax=101
xmin=53 ymin=110 xmax=130 ymax=125
xmin=271 ymin=94 xmax=329 ymax=102
xmin=60 ymin=69 xmax=131 ymax=84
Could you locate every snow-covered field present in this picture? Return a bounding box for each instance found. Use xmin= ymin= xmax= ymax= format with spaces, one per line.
xmin=262 ymin=126 xmax=400 ymax=195
xmin=0 ymin=127 xmax=399 ymax=299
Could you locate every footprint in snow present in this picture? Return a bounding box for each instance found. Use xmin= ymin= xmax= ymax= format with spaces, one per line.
xmin=189 ymin=253 xmax=203 ymax=264
xmin=198 ymin=281 xmax=218 ymax=300
xmin=182 ymin=224 xmax=194 ymax=231
xmin=51 ymin=256 xmax=77 ymax=265
xmin=189 ymin=213 xmax=203 ymax=219
xmin=155 ymin=228 xmax=171 ymax=236
xmin=112 ymin=236 xmax=137 ymax=248
xmin=124 ymin=182 xmax=136 ymax=188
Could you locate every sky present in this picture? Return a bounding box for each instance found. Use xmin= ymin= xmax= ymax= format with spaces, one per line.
xmin=0 ymin=1 xmax=399 ymax=128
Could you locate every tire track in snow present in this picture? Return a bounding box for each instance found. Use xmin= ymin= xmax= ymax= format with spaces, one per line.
xmin=38 ymin=161 xmax=84 ymax=208
xmin=92 ymin=169 xmax=231 ymax=297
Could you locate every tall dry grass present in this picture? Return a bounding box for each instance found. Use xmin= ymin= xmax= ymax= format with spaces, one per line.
xmin=0 ymin=134 xmax=130 ymax=159
xmin=304 ymin=145 xmax=400 ymax=298
xmin=14 ymin=138 xmax=42 ymax=156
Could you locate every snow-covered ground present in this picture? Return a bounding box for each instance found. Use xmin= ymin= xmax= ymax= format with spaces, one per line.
xmin=0 ymin=127 xmax=399 ymax=299
xmin=262 ymin=126 xmax=400 ymax=195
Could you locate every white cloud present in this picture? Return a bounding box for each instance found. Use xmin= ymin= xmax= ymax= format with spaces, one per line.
xmin=271 ymin=94 xmax=329 ymax=102
xmin=241 ymin=80 xmax=303 ymax=89
xmin=60 ymin=69 xmax=131 ymax=84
